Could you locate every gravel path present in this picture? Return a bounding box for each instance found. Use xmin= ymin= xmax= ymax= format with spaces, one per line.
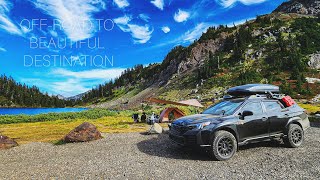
xmin=0 ymin=127 xmax=320 ymax=179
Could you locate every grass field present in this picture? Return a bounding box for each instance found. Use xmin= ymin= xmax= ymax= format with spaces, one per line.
xmin=0 ymin=108 xmax=188 ymax=144
xmin=0 ymin=116 xmax=167 ymax=144
xmin=0 ymin=103 xmax=318 ymax=145
xmin=298 ymin=103 xmax=320 ymax=114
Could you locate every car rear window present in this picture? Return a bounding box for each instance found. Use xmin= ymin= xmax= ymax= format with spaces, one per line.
xmin=263 ymin=101 xmax=283 ymax=112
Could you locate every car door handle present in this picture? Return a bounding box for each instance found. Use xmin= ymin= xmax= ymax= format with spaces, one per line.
xmin=262 ymin=117 xmax=268 ymax=121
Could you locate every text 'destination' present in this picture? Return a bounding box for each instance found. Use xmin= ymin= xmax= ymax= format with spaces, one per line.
xmin=24 ymin=55 xmax=114 ymax=67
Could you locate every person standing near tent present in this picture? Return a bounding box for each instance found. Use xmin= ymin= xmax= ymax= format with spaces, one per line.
xmin=141 ymin=112 xmax=147 ymax=123
xmin=150 ymin=112 xmax=156 ymax=124
xmin=132 ymin=113 xmax=139 ymax=123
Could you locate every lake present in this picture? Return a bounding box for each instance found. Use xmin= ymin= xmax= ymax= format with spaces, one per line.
xmin=0 ymin=108 xmax=89 ymax=115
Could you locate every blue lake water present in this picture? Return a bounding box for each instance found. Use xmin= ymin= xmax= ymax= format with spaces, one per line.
xmin=0 ymin=108 xmax=89 ymax=115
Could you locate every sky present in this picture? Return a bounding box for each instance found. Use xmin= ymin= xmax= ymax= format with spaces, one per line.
xmin=0 ymin=0 xmax=287 ymax=97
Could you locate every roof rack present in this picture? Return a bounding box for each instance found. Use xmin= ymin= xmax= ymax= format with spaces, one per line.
xmin=223 ymin=91 xmax=285 ymax=100
xmin=227 ymin=84 xmax=280 ymax=95
xmin=266 ymin=91 xmax=284 ymax=99
xmin=222 ymin=84 xmax=286 ymax=100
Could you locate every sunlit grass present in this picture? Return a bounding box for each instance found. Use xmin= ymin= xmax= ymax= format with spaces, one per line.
xmin=298 ymin=103 xmax=320 ymax=114
xmin=0 ymin=116 xmax=169 ymax=144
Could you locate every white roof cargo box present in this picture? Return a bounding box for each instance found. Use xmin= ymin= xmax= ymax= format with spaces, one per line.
xmin=227 ymin=84 xmax=280 ymax=96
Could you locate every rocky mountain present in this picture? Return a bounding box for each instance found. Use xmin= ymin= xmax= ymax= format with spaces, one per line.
xmin=274 ymin=0 xmax=320 ymax=15
xmin=66 ymin=92 xmax=86 ymax=101
xmin=57 ymin=94 xmax=65 ymax=100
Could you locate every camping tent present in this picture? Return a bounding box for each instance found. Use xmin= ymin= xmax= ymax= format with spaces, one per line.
xmin=159 ymin=107 xmax=185 ymax=123
xmin=146 ymin=98 xmax=203 ymax=123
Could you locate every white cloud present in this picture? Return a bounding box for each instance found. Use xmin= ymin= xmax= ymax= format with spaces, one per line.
xmin=49 ymin=30 xmax=58 ymax=37
xmin=161 ymin=26 xmax=170 ymax=33
xmin=52 ymin=68 xmax=125 ymax=79
xmin=147 ymin=22 xmax=215 ymax=49
xmin=128 ymin=24 xmax=153 ymax=44
xmin=113 ymin=0 xmax=129 ymax=9
xmin=49 ymin=68 xmax=125 ymax=96
xmin=114 ymin=15 xmax=132 ymax=25
xmin=20 ymin=67 xmax=125 ymax=97
xmin=174 ymin=9 xmax=190 ymax=23
xmin=216 ymin=0 xmax=267 ymax=8
xmin=91 ymin=0 xmax=106 ymax=9
xmin=150 ymin=0 xmax=164 ymax=10
xmin=114 ymin=15 xmax=153 ymax=44
xmin=139 ymin=14 xmax=150 ymax=22
xmin=18 ymin=77 xmax=90 ymax=97
xmin=31 ymin=0 xmax=106 ymax=42
xmin=240 ymin=0 xmax=267 ymax=5
xmin=113 ymin=15 xmax=132 ymax=32
xmin=0 ymin=47 xmax=6 ymax=52
xmin=0 ymin=0 xmax=23 ymax=35
xmin=51 ymin=78 xmax=91 ymax=96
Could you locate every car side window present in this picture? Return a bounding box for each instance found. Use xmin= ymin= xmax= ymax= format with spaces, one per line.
xmin=263 ymin=101 xmax=283 ymax=112
xmin=241 ymin=102 xmax=263 ymax=115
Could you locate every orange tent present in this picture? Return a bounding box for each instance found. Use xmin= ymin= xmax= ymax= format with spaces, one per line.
xmin=159 ymin=107 xmax=185 ymax=123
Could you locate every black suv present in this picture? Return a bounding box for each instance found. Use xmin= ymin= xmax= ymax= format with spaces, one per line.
xmin=168 ymin=84 xmax=310 ymax=161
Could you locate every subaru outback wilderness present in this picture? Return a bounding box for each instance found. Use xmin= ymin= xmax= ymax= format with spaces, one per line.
xmin=168 ymin=84 xmax=310 ymax=161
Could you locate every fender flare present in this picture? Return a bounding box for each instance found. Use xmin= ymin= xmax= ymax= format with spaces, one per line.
xmin=285 ymin=117 xmax=303 ymax=132
xmin=210 ymin=124 xmax=239 ymax=142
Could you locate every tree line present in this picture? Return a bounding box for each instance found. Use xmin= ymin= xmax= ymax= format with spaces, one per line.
xmin=0 ymin=75 xmax=67 ymax=107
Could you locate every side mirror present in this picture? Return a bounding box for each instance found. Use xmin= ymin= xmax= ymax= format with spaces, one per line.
xmin=239 ymin=111 xmax=253 ymax=120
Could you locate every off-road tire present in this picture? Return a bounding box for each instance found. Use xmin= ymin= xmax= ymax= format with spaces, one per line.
xmin=209 ymin=130 xmax=237 ymax=161
xmin=284 ymin=124 xmax=304 ymax=148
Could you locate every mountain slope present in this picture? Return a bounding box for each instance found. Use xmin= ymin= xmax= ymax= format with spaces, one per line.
xmin=274 ymin=0 xmax=320 ymax=15
xmin=79 ymin=2 xmax=320 ymax=109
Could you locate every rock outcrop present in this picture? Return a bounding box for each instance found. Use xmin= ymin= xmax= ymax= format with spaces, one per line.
xmin=0 ymin=135 xmax=18 ymax=149
xmin=308 ymin=53 xmax=320 ymax=69
xmin=178 ymin=34 xmax=226 ymax=74
xmin=274 ymin=0 xmax=320 ymax=15
xmin=63 ymin=122 xmax=102 ymax=143
xmin=152 ymin=33 xmax=226 ymax=87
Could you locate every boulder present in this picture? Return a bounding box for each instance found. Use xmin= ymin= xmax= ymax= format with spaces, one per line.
xmin=63 ymin=122 xmax=102 ymax=143
xmin=0 ymin=135 xmax=18 ymax=149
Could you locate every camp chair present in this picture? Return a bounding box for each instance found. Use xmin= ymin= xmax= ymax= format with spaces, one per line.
xmin=146 ymin=119 xmax=163 ymax=134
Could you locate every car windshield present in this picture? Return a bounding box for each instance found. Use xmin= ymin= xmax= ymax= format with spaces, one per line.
xmin=202 ymin=99 xmax=244 ymax=116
